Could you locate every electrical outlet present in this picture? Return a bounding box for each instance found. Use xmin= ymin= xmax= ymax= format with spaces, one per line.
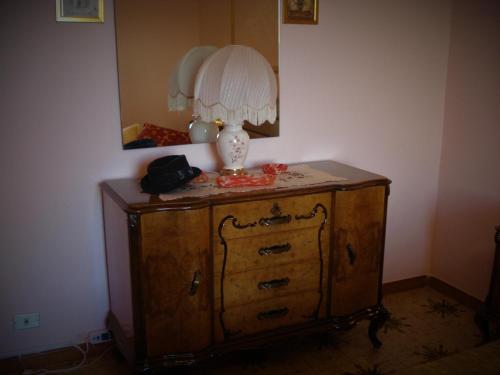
xmin=14 ymin=313 xmax=40 ymax=330
xmin=89 ymin=329 xmax=113 ymax=344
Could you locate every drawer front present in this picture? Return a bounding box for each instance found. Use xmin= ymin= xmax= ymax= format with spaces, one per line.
xmin=215 ymin=291 xmax=322 ymax=342
xmin=213 ymin=193 xmax=331 ymax=240
xmin=214 ymin=260 xmax=321 ymax=308
xmin=214 ymin=227 xmax=321 ymax=274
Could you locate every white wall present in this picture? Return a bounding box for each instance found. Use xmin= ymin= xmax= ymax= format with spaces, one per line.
xmin=432 ymin=0 xmax=500 ymax=299
xmin=0 ymin=0 xmax=451 ymax=357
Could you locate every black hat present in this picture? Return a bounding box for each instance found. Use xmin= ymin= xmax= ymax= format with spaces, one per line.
xmin=140 ymin=155 xmax=201 ymax=194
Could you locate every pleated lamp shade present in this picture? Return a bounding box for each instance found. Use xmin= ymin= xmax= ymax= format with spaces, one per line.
xmin=194 ymin=45 xmax=278 ymax=126
xmin=168 ymin=46 xmax=218 ymax=111
xmin=193 ymin=45 xmax=278 ymax=175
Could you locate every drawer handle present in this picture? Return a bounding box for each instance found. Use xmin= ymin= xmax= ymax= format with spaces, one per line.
xmin=188 ymin=270 xmax=201 ymax=296
xmin=257 ymin=307 xmax=289 ymax=320
xmin=259 ymin=214 xmax=292 ymax=227
xmin=258 ymin=243 xmax=291 ymax=256
xmin=346 ymin=244 xmax=357 ymax=265
xmin=258 ymin=277 xmax=290 ymax=290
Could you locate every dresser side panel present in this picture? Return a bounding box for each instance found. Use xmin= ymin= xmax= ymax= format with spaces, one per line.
xmin=103 ymin=192 xmax=134 ymax=338
xmin=489 ymin=231 xmax=500 ymax=312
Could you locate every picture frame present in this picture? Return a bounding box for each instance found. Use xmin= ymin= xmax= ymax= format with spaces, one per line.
xmin=56 ymin=0 xmax=104 ymax=23
xmin=283 ymin=0 xmax=318 ymax=25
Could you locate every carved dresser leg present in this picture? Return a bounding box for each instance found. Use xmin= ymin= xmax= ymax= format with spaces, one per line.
xmin=368 ymin=305 xmax=390 ymax=348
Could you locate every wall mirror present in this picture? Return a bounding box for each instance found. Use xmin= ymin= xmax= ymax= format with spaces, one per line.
xmin=115 ymin=0 xmax=279 ymax=150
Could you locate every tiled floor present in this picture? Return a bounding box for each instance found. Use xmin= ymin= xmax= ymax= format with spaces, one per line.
xmin=7 ymin=287 xmax=484 ymax=374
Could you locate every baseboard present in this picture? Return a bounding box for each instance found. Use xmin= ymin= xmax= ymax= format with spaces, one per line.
xmin=0 ymin=342 xmax=112 ymax=374
xmin=426 ymin=276 xmax=483 ymax=310
xmin=383 ymin=275 xmax=484 ymax=310
xmin=383 ymin=276 xmax=428 ymax=294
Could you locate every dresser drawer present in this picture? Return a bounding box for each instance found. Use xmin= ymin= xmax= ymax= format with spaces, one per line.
xmin=213 ymin=193 xmax=331 ymax=240
xmin=215 ymin=291 xmax=322 ymax=342
xmin=214 ymin=260 xmax=321 ymax=308
xmin=214 ymin=227 xmax=322 ymax=274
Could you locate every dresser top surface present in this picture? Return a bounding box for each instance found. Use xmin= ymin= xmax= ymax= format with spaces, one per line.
xmin=102 ymin=160 xmax=390 ymax=213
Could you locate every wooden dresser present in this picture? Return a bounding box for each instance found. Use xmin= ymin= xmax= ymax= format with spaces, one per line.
xmin=101 ymin=160 xmax=391 ymax=373
xmin=475 ymin=226 xmax=500 ymax=342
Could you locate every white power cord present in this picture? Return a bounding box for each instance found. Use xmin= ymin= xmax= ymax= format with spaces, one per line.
xmin=21 ymin=344 xmax=86 ymax=375
xmin=21 ymin=334 xmax=113 ymax=375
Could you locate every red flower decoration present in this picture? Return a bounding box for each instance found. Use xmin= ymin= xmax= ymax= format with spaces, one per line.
xmin=262 ymin=163 xmax=288 ymax=174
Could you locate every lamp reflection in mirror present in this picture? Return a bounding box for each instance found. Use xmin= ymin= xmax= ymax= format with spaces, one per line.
xmin=168 ymin=46 xmax=219 ymax=143
xmin=194 ymin=45 xmax=278 ymax=175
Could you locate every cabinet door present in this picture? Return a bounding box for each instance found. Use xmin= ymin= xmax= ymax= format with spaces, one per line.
xmin=331 ymin=186 xmax=386 ymax=317
xmin=140 ymin=208 xmax=211 ymax=357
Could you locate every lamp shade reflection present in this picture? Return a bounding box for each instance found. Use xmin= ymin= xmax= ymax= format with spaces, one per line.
xmin=168 ymin=45 xmax=218 ymax=111
xmin=167 ymin=45 xmax=219 ymax=143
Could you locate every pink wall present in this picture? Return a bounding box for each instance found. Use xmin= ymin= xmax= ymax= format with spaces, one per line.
xmin=432 ymin=0 xmax=500 ymax=299
xmin=0 ymin=0 xmax=451 ymax=357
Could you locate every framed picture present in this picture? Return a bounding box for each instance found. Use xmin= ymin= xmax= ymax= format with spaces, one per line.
xmin=283 ymin=0 xmax=318 ymax=25
xmin=56 ymin=0 xmax=104 ymax=23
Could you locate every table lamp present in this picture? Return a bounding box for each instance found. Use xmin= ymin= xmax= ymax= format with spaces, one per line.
xmin=193 ymin=45 xmax=278 ymax=175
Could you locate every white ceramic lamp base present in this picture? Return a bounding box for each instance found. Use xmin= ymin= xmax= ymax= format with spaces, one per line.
xmin=216 ymin=122 xmax=249 ymax=175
